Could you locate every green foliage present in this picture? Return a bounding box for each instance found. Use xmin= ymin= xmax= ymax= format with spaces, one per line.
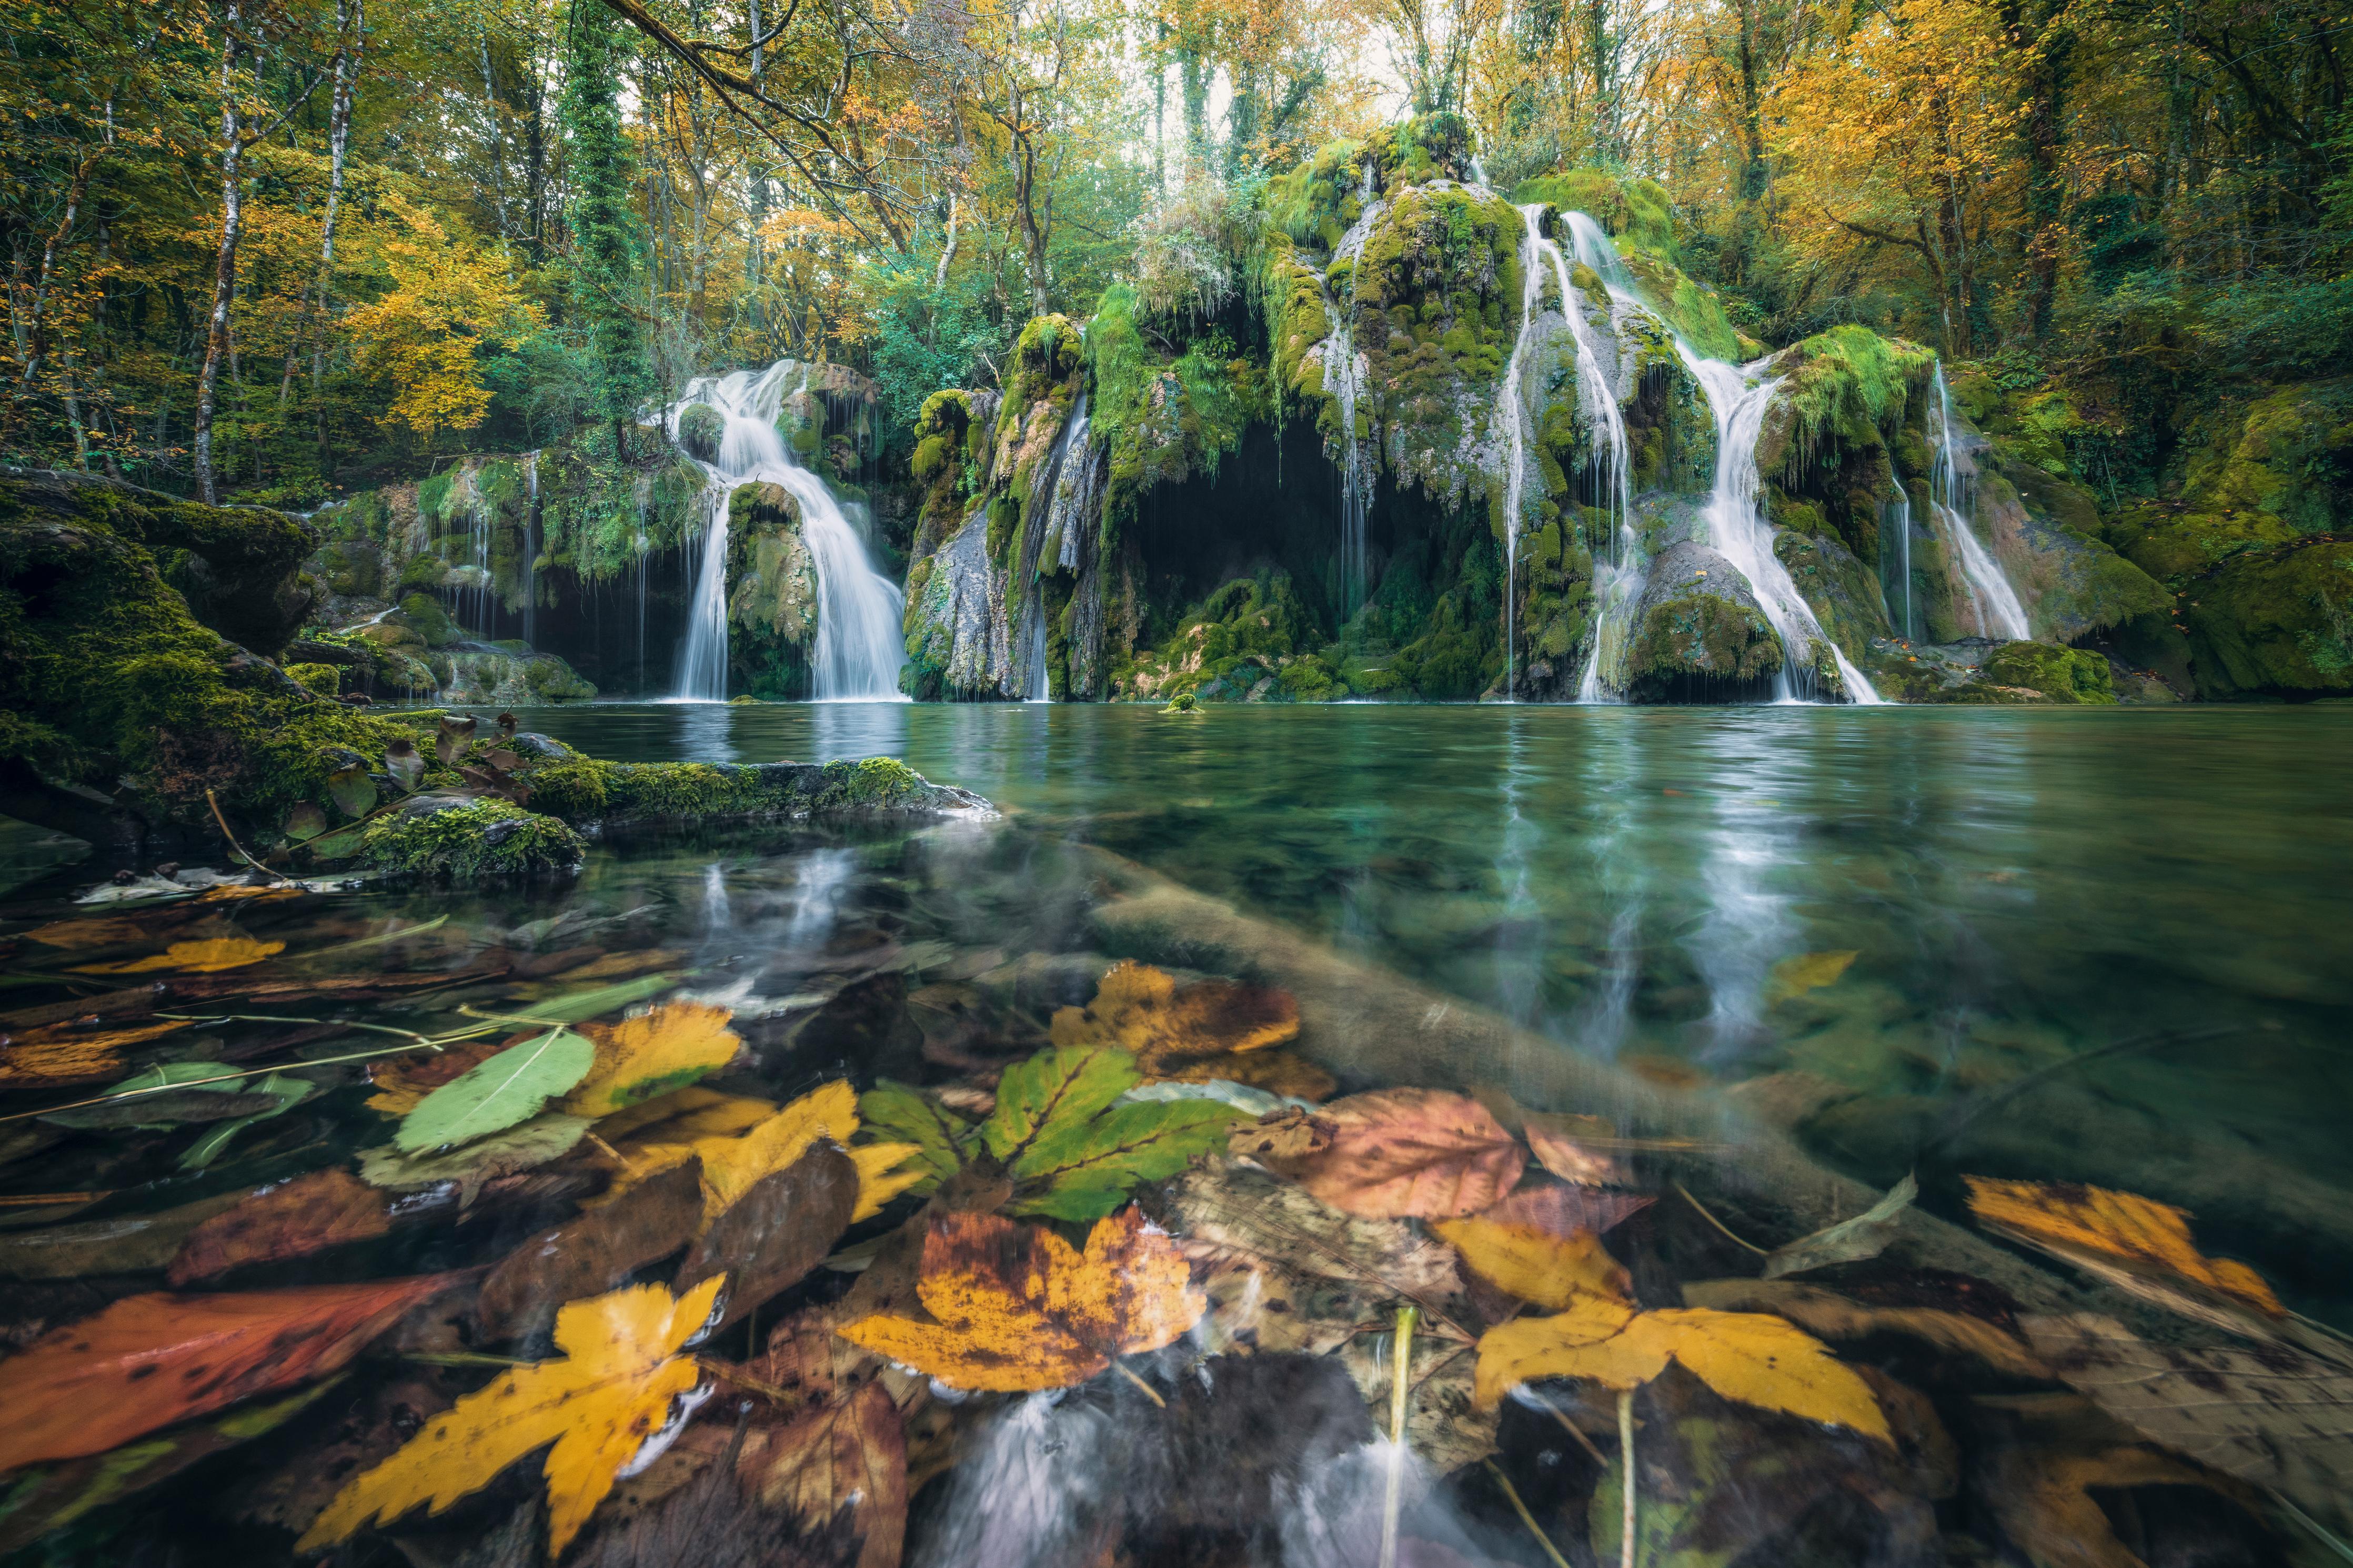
xmin=869 ymin=258 xmax=1004 ymax=439
xmin=286 ymin=662 xmax=340 ymax=697
xmin=559 ymin=2 xmax=653 ymax=445
xmin=1265 ymin=138 xmax=1369 ymax=249
xmin=1366 ymin=112 xmax=1478 ymax=186
xmin=1088 ymin=288 xmax=1268 ymax=533
xmin=1513 ymin=170 xmax=1677 ymax=257
xmin=397 ymin=1028 xmax=596 ymax=1151
xmin=676 ymin=403 xmax=723 ymax=462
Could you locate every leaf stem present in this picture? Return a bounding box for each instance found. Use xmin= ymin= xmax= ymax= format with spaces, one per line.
xmin=1377 ymin=1303 xmax=1417 ymax=1568
xmin=1619 ymin=1390 xmax=1637 ymax=1568
xmin=1484 ymin=1461 xmax=1572 ymax=1568
xmin=1674 ymin=1182 xmax=1771 ymax=1256
xmin=0 ymin=1041 xmax=437 ymax=1125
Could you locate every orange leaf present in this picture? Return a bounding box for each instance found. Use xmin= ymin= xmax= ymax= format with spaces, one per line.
xmin=838 ymin=1207 xmax=1202 ymax=1392
xmin=0 ymin=1018 xmax=189 ymax=1088
xmin=0 ymin=1274 xmax=464 ymax=1473
xmin=72 ymin=937 xmax=284 ymax=975
xmin=1964 ymin=1176 xmax=2284 ymax=1320
xmin=1255 ymin=1088 xmax=1525 ymax=1218
xmin=365 ymin=1040 xmax=502 ymax=1116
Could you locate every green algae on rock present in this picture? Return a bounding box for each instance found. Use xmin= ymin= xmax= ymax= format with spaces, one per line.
xmin=359 ymin=793 xmax=588 ymax=877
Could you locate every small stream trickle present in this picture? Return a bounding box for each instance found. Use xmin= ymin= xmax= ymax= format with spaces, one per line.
xmin=1931 ymin=363 xmax=2032 ymax=641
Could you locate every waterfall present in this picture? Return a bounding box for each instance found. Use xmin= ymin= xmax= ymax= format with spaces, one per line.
xmin=1320 ymin=163 xmax=1382 ymax=619
xmin=665 ymin=361 xmax=909 ymax=702
xmin=1495 ymin=204 xmax=1556 ymax=698
xmin=1883 ymin=493 xmax=1915 ymax=641
xmin=1561 ymin=211 xmax=1882 ymax=704
xmin=1675 ymin=350 xmax=1886 ymax=703
xmin=1930 ymin=365 xmax=2030 ymax=641
xmin=1016 ymin=390 xmax=1100 ymax=703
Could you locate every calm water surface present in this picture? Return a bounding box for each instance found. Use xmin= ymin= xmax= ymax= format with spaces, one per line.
xmin=3 ymin=701 xmax=2348 ymax=1563
xmin=493 ymin=701 xmax=2353 ymax=1300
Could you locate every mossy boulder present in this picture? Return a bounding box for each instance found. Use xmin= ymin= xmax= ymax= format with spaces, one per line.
xmin=2174 ymin=380 xmax=2353 ymax=531
xmin=1625 ymin=541 xmax=1785 ymax=700
xmin=1982 ymin=640 xmax=2117 ymax=703
xmin=286 ymin=662 xmax=341 ymax=697
xmin=359 ymin=792 xmax=587 ymax=878
xmin=2181 ymin=541 xmax=2353 ymax=697
xmin=0 ymin=470 xmax=437 ymax=854
xmin=397 ymin=592 xmax=460 ymax=648
xmin=1365 ymin=112 xmax=1477 ymax=187
xmin=725 ymin=481 xmax=818 ymax=698
xmin=522 ymin=755 xmax=989 ymax=831
xmin=677 ymin=402 xmax=726 ymax=463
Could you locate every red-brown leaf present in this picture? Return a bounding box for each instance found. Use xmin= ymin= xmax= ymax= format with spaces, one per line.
xmin=0 ymin=1274 xmax=465 ymax=1471
xmin=167 ymin=1168 xmax=416 ymax=1287
xmin=1258 ymin=1088 xmax=1525 ymax=1218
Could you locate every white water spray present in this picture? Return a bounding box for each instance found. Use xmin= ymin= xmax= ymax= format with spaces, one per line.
xmin=1495 ymin=205 xmax=1554 ymax=697
xmin=666 ymin=361 xmax=908 ymax=702
xmin=1929 ymin=365 xmax=2030 ymax=641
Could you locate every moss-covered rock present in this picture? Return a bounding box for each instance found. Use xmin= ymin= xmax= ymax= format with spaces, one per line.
xmin=1625 ymin=541 xmax=1784 ymax=700
xmin=2181 ymin=540 xmax=2353 ymax=697
xmin=677 ymin=402 xmax=725 ymax=463
xmin=286 ymin=662 xmax=341 ymax=697
xmin=0 ymin=470 xmax=443 ymax=854
xmin=1983 ymin=640 xmax=2117 ymax=703
xmin=724 ymin=481 xmax=818 ymax=697
xmin=358 ymin=792 xmax=586 ymax=878
xmin=522 ymin=754 xmax=989 ymax=831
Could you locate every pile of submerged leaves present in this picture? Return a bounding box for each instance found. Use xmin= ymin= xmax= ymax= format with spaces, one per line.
xmin=0 ymin=888 xmax=2344 ymax=1567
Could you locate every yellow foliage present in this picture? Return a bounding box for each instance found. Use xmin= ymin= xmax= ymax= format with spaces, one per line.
xmin=1963 ymin=1176 xmax=2284 ymax=1318
xmin=839 ymin=1208 xmax=1203 ymax=1392
xmin=338 ymin=194 xmax=538 ymax=441
xmin=297 ymin=1277 xmax=723 ymax=1558
xmin=1473 ymin=1296 xmax=1893 ymax=1443
xmin=72 ymin=938 xmax=284 ymax=974
xmin=1430 ymin=1218 xmax=1630 ymax=1310
xmin=603 ymin=1080 xmax=914 ymax=1227
xmin=560 ymin=1002 xmax=742 ymax=1118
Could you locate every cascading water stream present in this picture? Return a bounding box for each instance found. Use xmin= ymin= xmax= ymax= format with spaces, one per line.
xmin=520 ymin=450 xmax=538 ymax=649
xmin=1929 ymin=364 xmax=2030 ymax=641
xmin=1883 ymin=494 xmax=1916 ymax=641
xmin=666 ymin=362 xmax=909 ymax=702
xmin=1321 ymin=164 xmax=1382 ymax=619
xmin=1495 ymin=205 xmax=1555 ymax=698
xmin=1561 ymin=211 xmax=1883 ymax=704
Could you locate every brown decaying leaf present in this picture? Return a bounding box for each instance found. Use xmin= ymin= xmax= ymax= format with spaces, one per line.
xmin=0 ymin=1274 xmax=465 ymax=1472
xmin=1476 ymin=1178 xmax=1655 ymax=1239
xmin=1964 ymin=1176 xmax=2285 ymax=1324
xmin=722 ymin=1308 xmax=910 ymax=1568
xmin=1679 ymin=1279 xmax=2050 ymax=1381
xmin=0 ymin=1018 xmax=190 ymax=1088
xmin=366 ymin=1039 xmax=504 ymax=1116
xmin=1164 ymin=1048 xmax=1336 ymax=1101
xmin=2 ymin=983 xmax=165 ymax=1031
xmin=2022 ymin=1312 xmax=2353 ymax=1531
xmin=1048 ymin=959 xmax=1300 ymax=1075
xmin=1229 ymin=1105 xmax=1334 ymax=1164
xmin=298 ymin=1277 xmax=726 ymax=1559
xmin=1522 ymin=1111 xmax=1626 ymax=1187
xmin=21 ymin=915 xmax=172 ymax=950
xmin=839 ymin=1207 xmax=1203 ymax=1392
xmin=676 ymin=1144 xmax=858 ymax=1329
xmin=1253 ymin=1088 xmax=1526 ymax=1219
xmin=168 ymin=1167 xmax=419 ymax=1286
xmin=1340 ymin=1332 xmax=1497 ymax=1473
xmin=475 ymin=1158 xmax=707 ymax=1341
xmin=570 ymin=1423 xmax=864 ymax=1568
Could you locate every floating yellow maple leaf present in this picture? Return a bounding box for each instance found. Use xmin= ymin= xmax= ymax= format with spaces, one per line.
xmin=298 ymin=1277 xmax=723 ymax=1559
xmin=1431 ymin=1218 xmax=1630 ymax=1310
xmin=1050 ymin=960 xmax=1299 ymax=1077
xmin=1964 ymin=1176 xmax=2284 ymax=1320
xmin=559 ymin=1001 xmax=742 ymax=1118
xmin=839 ymin=1207 xmax=1202 ymax=1392
xmin=1474 ymin=1293 xmax=1891 ymax=1443
xmin=72 ymin=938 xmax=284 ymax=975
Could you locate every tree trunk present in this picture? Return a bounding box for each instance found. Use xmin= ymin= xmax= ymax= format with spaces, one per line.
xmin=193 ymin=2 xmax=246 ymax=504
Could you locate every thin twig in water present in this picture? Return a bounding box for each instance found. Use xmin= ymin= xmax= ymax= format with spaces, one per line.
xmin=1484 ymin=1461 xmax=1573 ymax=1568
xmin=206 ymin=788 xmax=295 ymax=883
xmin=1377 ymin=1304 xmax=1417 ymax=1568
xmin=297 ymin=915 xmax=453 ymax=960
xmin=1674 ymin=1183 xmax=1770 ymax=1256
xmin=699 ymin=1359 xmax=797 ymax=1404
xmin=404 ymin=1350 xmax=529 ymax=1369
xmin=1113 ymin=1360 xmax=1167 ymax=1408
xmin=1522 ymin=1391 xmax=1611 ymax=1467
xmin=0 ymin=1041 xmax=436 ymax=1124
xmin=158 ymin=1011 xmax=438 ymax=1048
xmin=585 ymin=1132 xmax=635 ymax=1172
